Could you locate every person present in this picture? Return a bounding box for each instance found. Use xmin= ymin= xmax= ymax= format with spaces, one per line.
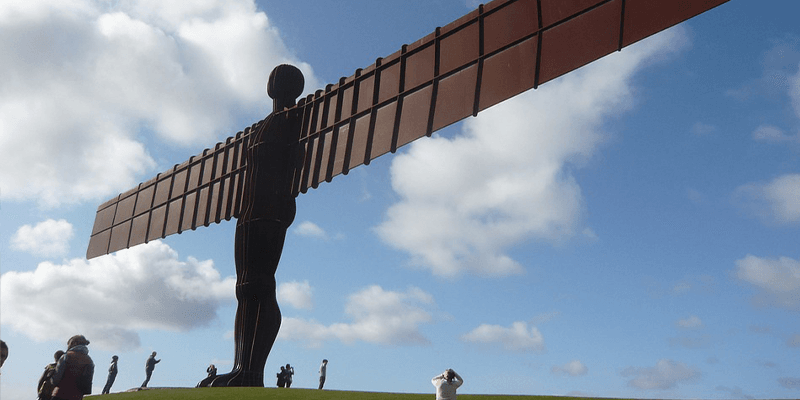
xmin=318 ymin=359 xmax=328 ymax=390
xmin=208 ymin=64 xmax=305 ymax=388
xmin=276 ymin=366 xmax=286 ymax=388
xmin=196 ymin=364 xmax=217 ymax=388
xmin=141 ymin=351 xmax=160 ymax=387
xmin=284 ymin=363 xmax=294 ymax=388
xmin=38 ymin=350 xmax=65 ymax=400
xmin=0 ymin=340 xmax=7 ymax=368
xmin=101 ymin=355 xmax=118 ymax=394
xmin=50 ymin=335 xmax=94 ymax=400
xmin=431 ymin=369 xmax=463 ymax=400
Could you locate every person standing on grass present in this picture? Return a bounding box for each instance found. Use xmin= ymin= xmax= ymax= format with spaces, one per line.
xmin=318 ymin=359 xmax=327 ymax=389
xmin=38 ymin=350 xmax=64 ymax=400
xmin=277 ymin=366 xmax=286 ymax=387
xmin=51 ymin=335 xmax=94 ymax=400
xmin=431 ymin=369 xmax=463 ymax=400
xmin=101 ymin=355 xmax=118 ymax=394
xmin=141 ymin=351 xmax=160 ymax=387
xmin=284 ymin=364 xmax=294 ymax=388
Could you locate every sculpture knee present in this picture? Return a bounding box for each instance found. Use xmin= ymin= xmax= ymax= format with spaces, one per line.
xmin=236 ymin=279 xmax=276 ymax=302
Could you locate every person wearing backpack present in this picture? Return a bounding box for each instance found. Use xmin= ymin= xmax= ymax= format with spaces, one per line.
xmin=50 ymin=335 xmax=94 ymax=400
xmin=38 ymin=350 xmax=64 ymax=400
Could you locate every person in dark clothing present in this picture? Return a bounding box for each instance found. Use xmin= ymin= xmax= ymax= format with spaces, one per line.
xmin=197 ymin=364 xmax=217 ymax=388
xmin=141 ymin=351 xmax=160 ymax=387
xmin=102 ymin=355 xmax=118 ymax=394
xmin=50 ymin=335 xmax=94 ymax=400
xmin=38 ymin=350 xmax=65 ymax=400
xmin=0 ymin=340 xmax=7 ymax=368
xmin=276 ymin=366 xmax=286 ymax=387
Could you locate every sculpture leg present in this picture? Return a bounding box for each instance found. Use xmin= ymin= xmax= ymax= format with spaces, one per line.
xmin=210 ymin=219 xmax=287 ymax=387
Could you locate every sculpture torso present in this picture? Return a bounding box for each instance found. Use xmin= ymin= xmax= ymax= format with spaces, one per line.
xmin=239 ymin=108 xmax=302 ymax=226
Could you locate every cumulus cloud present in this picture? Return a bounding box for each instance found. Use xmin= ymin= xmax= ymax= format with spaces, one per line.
xmin=735 ymin=174 xmax=800 ymax=224
xmin=375 ymin=27 xmax=689 ymax=277
xmin=621 ymin=359 xmax=701 ymax=390
xmin=0 ymin=0 xmax=318 ymax=208
xmin=0 ymin=241 xmax=235 ymax=350
xmin=461 ymin=321 xmax=544 ymax=352
xmin=752 ymin=125 xmax=798 ymax=142
xmin=10 ymin=219 xmax=74 ymax=257
xmin=293 ymin=221 xmax=328 ymax=239
xmin=278 ymin=285 xmax=434 ymax=347
xmin=552 ymin=360 xmax=588 ymax=377
xmin=277 ymin=280 xmax=313 ymax=310
xmin=735 ymin=254 xmax=800 ymax=310
xmin=676 ymin=315 xmax=703 ymax=329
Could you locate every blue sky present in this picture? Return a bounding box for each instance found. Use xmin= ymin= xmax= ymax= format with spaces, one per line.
xmin=1 ymin=1 xmax=799 ymax=399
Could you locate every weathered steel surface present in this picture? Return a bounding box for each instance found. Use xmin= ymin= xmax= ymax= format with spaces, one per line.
xmin=87 ymin=0 xmax=728 ymax=259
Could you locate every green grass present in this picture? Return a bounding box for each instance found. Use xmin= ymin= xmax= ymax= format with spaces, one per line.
xmin=97 ymin=387 xmax=623 ymax=400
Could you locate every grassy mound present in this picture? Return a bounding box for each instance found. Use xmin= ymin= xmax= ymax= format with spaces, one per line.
xmin=100 ymin=387 xmax=608 ymax=400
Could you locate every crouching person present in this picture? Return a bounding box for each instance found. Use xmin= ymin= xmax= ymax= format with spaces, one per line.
xmin=51 ymin=335 xmax=94 ymax=400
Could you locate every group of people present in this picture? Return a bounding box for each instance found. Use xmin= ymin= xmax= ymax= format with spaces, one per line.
xmin=15 ymin=334 xmax=462 ymax=399
xmin=273 ymin=358 xmax=328 ymax=389
xmin=33 ymin=334 xmax=162 ymax=400
xmin=36 ymin=335 xmax=94 ymax=400
xmin=275 ymin=363 xmax=294 ymax=387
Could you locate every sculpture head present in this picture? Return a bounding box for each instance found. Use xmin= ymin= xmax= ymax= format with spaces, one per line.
xmin=267 ymin=64 xmax=304 ymax=112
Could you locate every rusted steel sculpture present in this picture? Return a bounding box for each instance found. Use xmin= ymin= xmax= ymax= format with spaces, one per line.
xmin=87 ymin=0 xmax=729 ymax=387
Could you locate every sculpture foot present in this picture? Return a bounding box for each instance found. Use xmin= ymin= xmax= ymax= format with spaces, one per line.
xmin=196 ymin=375 xmax=215 ymax=388
xmin=210 ymin=370 xmax=264 ymax=387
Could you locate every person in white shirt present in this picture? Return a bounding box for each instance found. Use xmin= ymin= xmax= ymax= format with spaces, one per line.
xmin=318 ymin=359 xmax=328 ymax=389
xmin=432 ymin=369 xmax=463 ymax=400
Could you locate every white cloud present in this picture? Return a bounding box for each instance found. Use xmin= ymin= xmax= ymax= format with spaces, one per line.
xmin=691 ymin=122 xmax=717 ymax=135
xmin=461 ymin=321 xmax=544 ymax=352
xmin=277 ymin=280 xmax=313 ymax=310
xmin=552 ymin=360 xmax=588 ymax=377
xmin=375 ymin=28 xmax=689 ymax=277
xmin=752 ymin=124 xmax=798 ymax=142
xmin=278 ymin=285 xmax=434 ymax=347
xmin=735 ymin=254 xmax=800 ymax=310
xmin=293 ymin=221 xmax=327 ymax=239
xmin=791 ymin=62 xmax=800 ymax=120
xmin=0 ymin=240 xmax=235 ymax=351
xmin=735 ymin=174 xmax=800 ymax=224
xmin=621 ymin=359 xmax=701 ymax=390
xmin=0 ymin=0 xmax=318 ymax=208
xmin=10 ymin=219 xmax=74 ymax=257
xmin=676 ymin=315 xmax=703 ymax=329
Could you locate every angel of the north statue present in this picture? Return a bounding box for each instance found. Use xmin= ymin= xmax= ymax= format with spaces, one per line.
xmin=86 ymin=0 xmax=729 ymax=387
